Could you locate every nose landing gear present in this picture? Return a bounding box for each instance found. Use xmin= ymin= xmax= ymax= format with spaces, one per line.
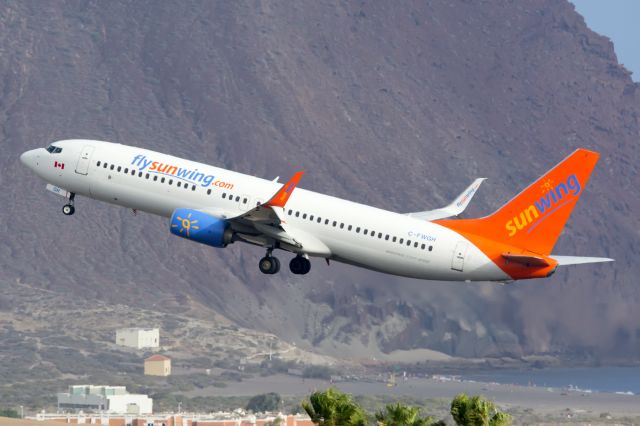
xmin=62 ymin=193 xmax=76 ymax=216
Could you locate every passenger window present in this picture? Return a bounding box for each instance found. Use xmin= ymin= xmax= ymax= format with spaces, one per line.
xmin=385 ymin=235 xmax=389 ymax=240
xmin=356 ymin=227 xmax=360 ymax=233
xmin=145 ymin=173 xmax=150 ymax=179
xmin=421 ymin=244 xmax=426 ymax=250
xmin=235 ymin=196 xmax=239 ymax=201
xmin=303 ymin=213 xmax=307 ymax=219
xmin=364 ymin=229 xmax=368 ymax=235
xmin=97 ymin=161 xmax=101 ymax=167
xmin=324 ymin=219 xmax=329 ymax=225
xmin=168 ymin=179 xmax=173 ymax=185
xmin=138 ymin=172 xmax=142 ymax=177
xmin=429 ymin=246 xmax=433 ymax=251
xmin=243 ymin=198 xmax=248 ymax=204
xmin=414 ymin=242 xmax=418 ymax=248
xmin=110 ymin=165 xmax=115 ymax=170
xmin=222 ymin=193 xmax=226 ymax=198
xmin=407 ymin=240 xmax=411 ymax=246
xmin=295 ymin=211 xmax=300 ymax=217
xmin=340 ymin=223 xmax=344 ymax=229
xmin=371 ymin=231 xmax=376 ymax=238
xmin=333 ymin=221 xmax=337 ymax=227
xmin=378 ymin=232 xmax=382 ymax=238
xmin=288 ymin=209 xmax=292 ymax=215
xmin=131 ymin=170 xmax=135 ymax=176
xmin=117 ymin=166 xmax=121 ymax=172
xmin=103 ymin=163 xmax=108 ymax=169
xmin=124 ymin=168 xmax=129 ymax=174
xmin=399 ymin=238 xmax=404 ymax=244
xmin=393 ymin=236 xmax=397 ymax=242
xmin=177 ymin=182 xmax=181 ymax=187
xmin=161 ymin=177 xmax=165 ymax=183
xmin=192 ymin=185 xmax=196 ymax=191
xmin=207 ymin=189 xmax=211 ymax=195
xmin=310 ymin=215 xmax=314 ymax=221
xmin=348 ymin=225 xmax=352 ymax=231
xmin=153 ymin=176 xmax=158 ymax=181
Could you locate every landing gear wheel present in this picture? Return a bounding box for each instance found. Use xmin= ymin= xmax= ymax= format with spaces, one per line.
xmin=62 ymin=204 xmax=75 ymax=216
xmin=259 ymin=256 xmax=280 ymax=274
xmin=289 ymin=256 xmax=311 ymax=275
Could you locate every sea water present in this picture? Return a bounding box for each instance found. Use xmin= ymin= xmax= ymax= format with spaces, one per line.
xmin=464 ymin=367 xmax=640 ymax=394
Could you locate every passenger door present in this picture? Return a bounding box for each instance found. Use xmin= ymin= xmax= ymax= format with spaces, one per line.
xmin=451 ymin=241 xmax=468 ymax=272
xmin=75 ymin=145 xmax=95 ymax=175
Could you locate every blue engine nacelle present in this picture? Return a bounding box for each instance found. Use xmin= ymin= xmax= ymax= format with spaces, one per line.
xmin=170 ymin=208 xmax=233 ymax=248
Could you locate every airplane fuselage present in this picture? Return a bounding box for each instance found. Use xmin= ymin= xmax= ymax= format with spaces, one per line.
xmin=21 ymin=140 xmax=507 ymax=281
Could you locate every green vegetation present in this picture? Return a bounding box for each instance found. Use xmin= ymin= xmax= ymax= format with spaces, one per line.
xmin=450 ymin=394 xmax=512 ymax=426
xmin=301 ymin=389 xmax=513 ymax=426
xmin=302 ymin=388 xmax=367 ymax=426
xmin=246 ymin=392 xmax=282 ymax=413
xmin=0 ymin=408 xmax=20 ymax=418
xmin=375 ymin=403 xmax=443 ymax=426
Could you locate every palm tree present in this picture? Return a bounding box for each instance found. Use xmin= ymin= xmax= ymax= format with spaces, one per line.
xmin=375 ymin=402 xmax=435 ymax=426
xmin=302 ymin=387 xmax=367 ymax=426
xmin=450 ymin=394 xmax=512 ymax=426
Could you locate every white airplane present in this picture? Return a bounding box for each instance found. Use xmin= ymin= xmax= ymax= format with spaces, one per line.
xmin=20 ymin=140 xmax=612 ymax=281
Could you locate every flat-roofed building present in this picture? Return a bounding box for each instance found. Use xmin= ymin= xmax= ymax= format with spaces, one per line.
xmin=56 ymin=385 xmax=152 ymax=414
xmin=144 ymin=355 xmax=171 ymax=377
xmin=115 ymin=328 xmax=159 ymax=349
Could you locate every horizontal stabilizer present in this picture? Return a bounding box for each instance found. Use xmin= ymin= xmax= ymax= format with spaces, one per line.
xmin=502 ymin=253 xmax=550 ymax=267
xmin=407 ymin=178 xmax=486 ymax=221
xmin=551 ymin=255 xmax=614 ymax=266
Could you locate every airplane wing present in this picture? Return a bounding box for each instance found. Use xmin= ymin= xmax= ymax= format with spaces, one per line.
xmin=225 ymin=171 xmax=331 ymax=256
xmin=406 ymin=178 xmax=486 ymax=221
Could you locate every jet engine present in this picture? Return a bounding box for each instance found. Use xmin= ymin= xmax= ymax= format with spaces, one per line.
xmin=169 ymin=208 xmax=233 ymax=248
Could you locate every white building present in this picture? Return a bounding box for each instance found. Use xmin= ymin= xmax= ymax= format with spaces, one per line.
xmin=115 ymin=328 xmax=159 ymax=349
xmin=57 ymin=385 xmax=153 ymax=414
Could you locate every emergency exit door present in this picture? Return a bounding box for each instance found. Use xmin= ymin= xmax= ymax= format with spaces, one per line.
xmin=75 ymin=145 xmax=95 ymax=175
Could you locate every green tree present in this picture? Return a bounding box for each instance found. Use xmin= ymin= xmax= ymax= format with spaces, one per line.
xmin=0 ymin=408 xmax=20 ymax=418
xmin=246 ymin=392 xmax=282 ymax=412
xmin=302 ymin=387 xmax=367 ymax=426
xmin=375 ymin=402 xmax=435 ymax=426
xmin=450 ymin=394 xmax=512 ymax=426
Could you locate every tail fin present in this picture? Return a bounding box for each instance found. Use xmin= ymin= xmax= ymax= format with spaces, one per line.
xmin=436 ymin=149 xmax=599 ymax=255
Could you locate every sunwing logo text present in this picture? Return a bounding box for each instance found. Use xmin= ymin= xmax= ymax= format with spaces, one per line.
xmin=505 ymin=174 xmax=581 ymax=237
xmin=131 ymin=155 xmax=234 ymax=189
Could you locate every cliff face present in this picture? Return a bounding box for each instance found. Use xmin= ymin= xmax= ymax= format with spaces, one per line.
xmin=1 ymin=0 xmax=638 ymax=361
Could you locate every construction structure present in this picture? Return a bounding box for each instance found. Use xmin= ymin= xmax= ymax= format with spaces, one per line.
xmin=115 ymin=328 xmax=159 ymax=349
xmin=144 ymin=354 xmax=171 ymax=377
xmin=56 ymin=385 xmax=153 ymax=414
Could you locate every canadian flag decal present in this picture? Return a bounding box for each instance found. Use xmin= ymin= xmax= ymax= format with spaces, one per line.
xmin=54 ymin=161 xmax=65 ymax=170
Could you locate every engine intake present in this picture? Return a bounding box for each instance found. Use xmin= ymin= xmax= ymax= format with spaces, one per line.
xmin=170 ymin=208 xmax=233 ymax=248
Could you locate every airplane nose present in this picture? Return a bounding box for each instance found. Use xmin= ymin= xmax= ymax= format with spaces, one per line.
xmin=20 ymin=151 xmax=29 ymax=166
xmin=20 ymin=149 xmax=39 ymax=170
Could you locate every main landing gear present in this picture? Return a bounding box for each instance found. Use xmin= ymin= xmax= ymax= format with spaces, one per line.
xmin=258 ymin=251 xmax=311 ymax=275
xmin=62 ymin=193 xmax=76 ymax=216
xmin=259 ymin=251 xmax=281 ymax=275
xmin=289 ymin=255 xmax=311 ymax=275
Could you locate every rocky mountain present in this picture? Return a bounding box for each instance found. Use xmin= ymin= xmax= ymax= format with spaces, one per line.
xmin=1 ymin=0 xmax=638 ymax=363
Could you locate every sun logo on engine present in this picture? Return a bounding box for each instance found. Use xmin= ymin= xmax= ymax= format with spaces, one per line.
xmin=171 ymin=213 xmax=199 ymax=238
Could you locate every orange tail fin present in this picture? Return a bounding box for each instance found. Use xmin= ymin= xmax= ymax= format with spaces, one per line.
xmin=436 ymin=149 xmax=599 ymax=256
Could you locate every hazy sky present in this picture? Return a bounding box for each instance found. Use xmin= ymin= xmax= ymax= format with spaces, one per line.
xmin=571 ymin=0 xmax=640 ymax=81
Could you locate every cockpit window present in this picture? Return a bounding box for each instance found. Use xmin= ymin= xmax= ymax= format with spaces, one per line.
xmin=46 ymin=145 xmax=63 ymax=154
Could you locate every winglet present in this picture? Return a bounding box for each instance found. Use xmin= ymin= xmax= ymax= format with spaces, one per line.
xmin=265 ymin=171 xmax=304 ymax=208
xmin=406 ymin=178 xmax=486 ymax=221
